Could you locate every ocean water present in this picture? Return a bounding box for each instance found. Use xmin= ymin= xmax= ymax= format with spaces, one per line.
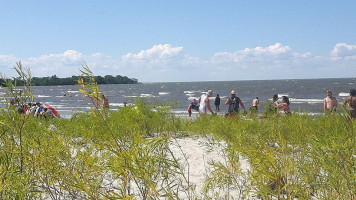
xmin=0 ymin=78 xmax=355 ymax=118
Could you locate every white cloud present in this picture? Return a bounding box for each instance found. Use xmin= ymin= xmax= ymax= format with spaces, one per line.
xmin=1 ymin=43 xmax=356 ymax=82
xmin=331 ymin=43 xmax=356 ymax=57
xmin=211 ymin=43 xmax=292 ymax=64
xmin=122 ymin=44 xmax=184 ymax=62
xmin=0 ymin=50 xmax=122 ymax=78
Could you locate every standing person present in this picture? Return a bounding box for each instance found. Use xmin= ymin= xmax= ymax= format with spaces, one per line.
xmin=279 ymin=96 xmax=291 ymax=115
xmin=264 ymin=94 xmax=279 ymax=116
xmin=272 ymin=94 xmax=279 ymax=112
xmin=225 ymin=90 xmax=246 ymax=117
xmin=102 ymin=94 xmax=109 ymax=108
xmin=214 ymin=94 xmax=221 ymax=111
xmin=187 ymin=102 xmax=194 ymax=117
xmin=199 ymin=90 xmax=215 ymax=116
xmin=250 ymin=97 xmax=259 ymax=116
xmin=252 ymin=97 xmax=259 ymax=109
xmin=193 ymin=99 xmax=199 ymax=111
xmin=272 ymin=94 xmax=279 ymax=108
xmin=343 ymin=89 xmax=356 ymax=120
xmin=323 ymin=90 xmax=338 ymax=113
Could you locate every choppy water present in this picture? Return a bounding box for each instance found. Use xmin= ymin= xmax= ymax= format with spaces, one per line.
xmin=0 ymin=78 xmax=355 ymax=118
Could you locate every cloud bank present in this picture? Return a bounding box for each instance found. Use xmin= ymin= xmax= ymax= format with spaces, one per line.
xmin=1 ymin=43 xmax=356 ymax=82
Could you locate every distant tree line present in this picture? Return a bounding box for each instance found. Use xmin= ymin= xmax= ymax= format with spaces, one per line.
xmin=0 ymin=75 xmax=139 ymax=86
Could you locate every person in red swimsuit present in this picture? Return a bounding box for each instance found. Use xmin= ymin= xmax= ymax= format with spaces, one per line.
xmin=278 ymin=96 xmax=291 ymax=115
xmin=187 ymin=102 xmax=194 ymax=117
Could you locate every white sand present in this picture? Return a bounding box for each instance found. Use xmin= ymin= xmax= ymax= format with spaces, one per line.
xmin=169 ymin=136 xmax=251 ymax=198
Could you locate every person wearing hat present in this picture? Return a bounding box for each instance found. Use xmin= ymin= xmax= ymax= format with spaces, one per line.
xmin=198 ymin=90 xmax=215 ymax=116
xmin=323 ymin=90 xmax=338 ymax=113
xmin=225 ymin=90 xmax=246 ymax=116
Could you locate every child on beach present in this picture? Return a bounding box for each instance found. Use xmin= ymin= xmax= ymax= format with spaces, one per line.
xmin=278 ymin=96 xmax=291 ymax=115
xmin=188 ymin=102 xmax=194 ymax=117
xmin=214 ymin=94 xmax=220 ymax=111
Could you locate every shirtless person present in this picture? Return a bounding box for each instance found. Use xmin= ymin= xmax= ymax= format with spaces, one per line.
xmin=199 ymin=90 xmax=215 ymax=116
xmin=250 ymin=97 xmax=259 ymax=116
xmin=252 ymin=97 xmax=259 ymax=109
xmin=324 ymin=90 xmax=338 ymax=113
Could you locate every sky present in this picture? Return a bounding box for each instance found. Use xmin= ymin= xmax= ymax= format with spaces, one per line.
xmin=0 ymin=0 xmax=356 ymax=82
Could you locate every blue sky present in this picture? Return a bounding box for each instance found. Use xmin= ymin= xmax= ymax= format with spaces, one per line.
xmin=1 ymin=0 xmax=356 ymax=82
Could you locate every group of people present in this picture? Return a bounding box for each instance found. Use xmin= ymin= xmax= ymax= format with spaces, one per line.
xmin=193 ymin=90 xmax=261 ymax=117
xmin=323 ymin=89 xmax=356 ymax=119
xmin=189 ymin=90 xmax=251 ymax=117
xmin=188 ymin=88 xmax=356 ymax=120
xmin=10 ymin=100 xmax=57 ymax=118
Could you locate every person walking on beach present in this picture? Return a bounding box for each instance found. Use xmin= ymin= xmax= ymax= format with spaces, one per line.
xmin=343 ymin=89 xmax=356 ymax=120
xmin=199 ymin=90 xmax=215 ymax=116
xmin=324 ymin=90 xmax=338 ymax=113
xmin=214 ymin=94 xmax=221 ymax=111
xmin=225 ymin=90 xmax=246 ymax=117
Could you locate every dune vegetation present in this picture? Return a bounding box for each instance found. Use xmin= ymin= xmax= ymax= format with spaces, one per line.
xmin=0 ymin=63 xmax=354 ymax=199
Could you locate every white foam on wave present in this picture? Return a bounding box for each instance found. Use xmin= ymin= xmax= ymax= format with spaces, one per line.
xmin=124 ymin=95 xmax=138 ymax=98
xmin=188 ymin=97 xmax=200 ymax=101
xmin=67 ymin=91 xmax=79 ymax=93
xmin=278 ymin=93 xmax=289 ymax=97
xmin=289 ymin=98 xmax=323 ymax=103
xmin=140 ymin=94 xmax=155 ymax=98
xmin=184 ymin=90 xmax=196 ymax=94
xmin=159 ymin=92 xmax=169 ymax=95
xmin=37 ymin=95 xmax=51 ymax=98
xmin=186 ymin=93 xmax=195 ymax=96
xmin=339 ymin=92 xmax=349 ymax=97
xmin=109 ymin=103 xmax=125 ymax=107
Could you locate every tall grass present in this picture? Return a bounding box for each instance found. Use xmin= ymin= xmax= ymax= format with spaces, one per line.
xmin=0 ymin=63 xmax=354 ymax=199
xmin=186 ymin=114 xmax=355 ymax=199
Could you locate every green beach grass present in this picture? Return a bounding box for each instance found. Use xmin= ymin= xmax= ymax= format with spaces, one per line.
xmin=0 ymin=63 xmax=354 ymax=199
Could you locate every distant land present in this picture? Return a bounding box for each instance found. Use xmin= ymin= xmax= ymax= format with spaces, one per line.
xmin=0 ymin=75 xmax=139 ymax=86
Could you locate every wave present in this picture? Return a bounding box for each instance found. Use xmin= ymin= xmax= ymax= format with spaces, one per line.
xmin=339 ymin=92 xmax=349 ymax=97
xmin=278 ymin=93 xmax=289 ymax=97
xmin=140 ymin=94 xmax=155 ymax=98
xmin=289 ymin=98 xmax=324 ymax=103
xmin=37 ymin=95 xmax=51 ymax=98
xmin=188 ymin=97 xmax=200 ymax=101
xmin=159 ymin=92 xmax=169 ymax=95
xmin=109 ymin=103 xmax=126 ymax=107
xmin=184 ymin=90 xmax=196 ymax=94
